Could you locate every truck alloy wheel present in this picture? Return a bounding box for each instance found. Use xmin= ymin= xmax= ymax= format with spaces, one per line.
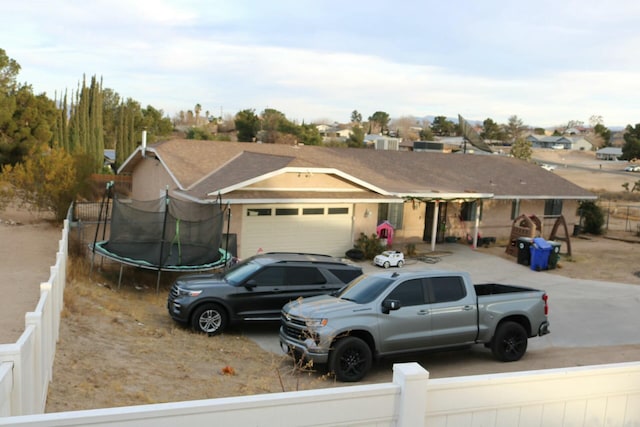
xmin=491 ymin=321 xmax=528 ymax=362
xmin=329 ymin=337 xmax=372 ymax=382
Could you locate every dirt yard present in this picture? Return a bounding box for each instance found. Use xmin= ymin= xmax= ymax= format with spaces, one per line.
xmin=41 ymin=232 xmax=640 ymax=413
xmin=2 ymin=148 xmax=640 ymax=413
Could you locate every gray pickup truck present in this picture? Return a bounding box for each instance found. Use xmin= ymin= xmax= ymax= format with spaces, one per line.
xmin=280 ymin=269 xmax=550 ymax=382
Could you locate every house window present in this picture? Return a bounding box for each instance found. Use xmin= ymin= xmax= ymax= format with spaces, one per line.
xmin=460 ymin=201 xmax=483 ymax=221
xmin=377 ymin=203 xmax=404 ymax=229
xmin=544 ymin=199 xmax=563 ymax=217
xmin=511 ymin=200 xmax=520 ymax=220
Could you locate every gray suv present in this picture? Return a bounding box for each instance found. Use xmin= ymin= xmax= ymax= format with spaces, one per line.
xmin=167 ymin=252 xmax=363 ymax=335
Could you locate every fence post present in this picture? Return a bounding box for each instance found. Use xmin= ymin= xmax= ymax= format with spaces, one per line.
xmin=392 ymin=363 xmax=430 ymax=427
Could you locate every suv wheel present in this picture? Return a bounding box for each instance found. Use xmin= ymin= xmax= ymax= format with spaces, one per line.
xmin=329 ymin=337 xmax=372 ymax=382
xmin=191 ymin=304 xmax=228 ymax=335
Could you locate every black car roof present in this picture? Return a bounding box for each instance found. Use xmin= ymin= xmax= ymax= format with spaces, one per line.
xmin=249 ymin=252 xmax=359 ymax=268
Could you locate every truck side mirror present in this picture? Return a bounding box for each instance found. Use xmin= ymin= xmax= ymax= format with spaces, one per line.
xmin=382 ymin=299 xmax=402 ymax=314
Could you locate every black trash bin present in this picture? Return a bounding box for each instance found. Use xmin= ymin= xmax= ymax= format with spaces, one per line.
xmin=548 ymin=241 xmax=561 ymax=269
xmin=572 ymin=224 xmax=582 ymax=236
xmin=516 ymin=237 xmax=534 ymax=266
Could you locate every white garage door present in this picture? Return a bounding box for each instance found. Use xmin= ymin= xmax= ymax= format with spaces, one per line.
xmin=240 ymin=204 xmax=353 ymax=258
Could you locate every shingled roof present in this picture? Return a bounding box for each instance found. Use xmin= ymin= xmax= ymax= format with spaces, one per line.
xmin=119 ymin=139 xmax=595 ymax=202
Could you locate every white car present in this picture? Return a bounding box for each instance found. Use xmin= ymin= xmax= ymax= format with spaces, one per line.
xmin=624 ymin=165 xmax=640 ymax=172
xmin=541 ymin=163 xmax=556 ymax=172
xmin=373 ymin=250 xmax=405 ymax=268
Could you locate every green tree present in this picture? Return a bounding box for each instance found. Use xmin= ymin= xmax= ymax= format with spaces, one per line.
xmin=430 ymin=116 xmax=456 ymax=136
xmin=194 ymin=103 xmax=202 ymax=125
xmin=101 ymin=88 xmax=121 ymax=149
xmin=141 ymin=105 xmax=173 ymax=141
xmin=350 ymin=110 xmax=362 ymax=124
xmin=0 ymin=145 xmax=81 ymax=220
xmin=419 ymin=126 xmax=434 ymax=141
xmin=593 ymin=123 xmax=612 ymax=147
xmin=577 ymin=201 xmax=604 ymax=235
xmin=347 ymin=126 xmax=364 ymax=147
xmin=0 ymin=86 xmax=57 ymax=168
xmin=0 ymin=48 xmax=20 ymax=94
xmin=510 ymin=137 xmax=532 ymax=160
xmin=296 ymin=123 xmax=322 ymax=146
xmin=621 ymin=124 xmax=640 ymax=160
xmin=235 ymin=109 xmax=260 ymax=142
xmin=480 ymin=118 xmax=503 ymax=140
xmin=186 ymin=127 xmax=212 ymax=140
xmin=368 ymin=111 xmax=390 ymax=134
xmin=505 ymin=115 xmax=526 ymax=142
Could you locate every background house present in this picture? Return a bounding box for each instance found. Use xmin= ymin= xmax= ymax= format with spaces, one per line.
xmin=596 ymin=146 xmax=622 ymax=161
xmin=118 ymin=140 xmax=595 ymax=258
xmin=527 ymin=135 xmax=593 ymax=151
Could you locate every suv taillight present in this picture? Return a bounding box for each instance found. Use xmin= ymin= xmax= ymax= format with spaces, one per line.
xmin=542 ymin=293 xmax=548 ymax=315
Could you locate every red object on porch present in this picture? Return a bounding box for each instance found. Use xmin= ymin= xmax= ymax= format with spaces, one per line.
xmin=377 ymin=221 xmax=395 ymax=248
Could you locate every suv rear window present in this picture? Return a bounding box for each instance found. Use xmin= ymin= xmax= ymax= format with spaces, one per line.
xmin=286 ymin=266 xmax=327 ymax=285
xmin=329 ymin=268 xmax=362 ymax=284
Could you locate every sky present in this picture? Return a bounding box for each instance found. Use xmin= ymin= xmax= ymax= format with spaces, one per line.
xmin=3 ymin=0 xmax=640 ymax=129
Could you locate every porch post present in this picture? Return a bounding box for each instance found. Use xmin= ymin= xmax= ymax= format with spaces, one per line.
xmin=430 ymin=201 xmax=439 ymax=252
xmin=472 ymin=201 xmax=480 ymax=249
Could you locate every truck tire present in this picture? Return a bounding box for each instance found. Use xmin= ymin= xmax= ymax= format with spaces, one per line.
xmin=491 ymin=321 xmax=528 ymax=362
xmin=397 ymin=260 xmax=404 ymax=268
xmin=329 ymin=337 xmax=372 ymax=382
xmin=191 ymin=303 xmax=228 ymax=335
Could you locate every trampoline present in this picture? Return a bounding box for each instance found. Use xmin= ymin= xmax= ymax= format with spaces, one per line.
xmin=90 ymin=185 xmax=232 ymax=291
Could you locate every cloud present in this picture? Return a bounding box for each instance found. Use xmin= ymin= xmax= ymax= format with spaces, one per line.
xmin=3 ymin=0 xmax=640 ymax=127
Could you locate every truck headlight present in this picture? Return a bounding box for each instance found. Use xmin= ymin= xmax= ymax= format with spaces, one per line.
xmin=306 ymin=318 xmax=328 ymax=327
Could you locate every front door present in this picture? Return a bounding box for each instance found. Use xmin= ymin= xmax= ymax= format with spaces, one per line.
xmin=423 ymin=202 xmax=448 ymax=243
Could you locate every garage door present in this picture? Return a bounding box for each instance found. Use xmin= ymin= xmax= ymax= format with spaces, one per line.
xmin=240 ymin=204 xmax=353 ymax=258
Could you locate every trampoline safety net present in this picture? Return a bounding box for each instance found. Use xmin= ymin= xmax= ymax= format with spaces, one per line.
xmin=100 ymin=194 xmax=226 ymax=269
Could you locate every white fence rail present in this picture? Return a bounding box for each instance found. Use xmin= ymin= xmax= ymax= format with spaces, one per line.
xmin=0 ymin=220 xmax=68 ymax=417
xmin=2 ymin=361 xmax=640 ymax=426
xmin=1 ymin=220 xmax=640 ymax=426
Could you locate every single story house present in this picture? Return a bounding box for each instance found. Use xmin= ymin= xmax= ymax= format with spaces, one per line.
xmin=596 ymin=147 xmax=623 ymax=161
xmin=526 ymin=135 xmax=593 ymax=151
xmin=118 ymin=139 xmax=596 ymax=259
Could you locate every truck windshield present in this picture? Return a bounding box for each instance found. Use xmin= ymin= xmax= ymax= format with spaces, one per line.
xmin=336 ymin=275 xmax=394 ymax=304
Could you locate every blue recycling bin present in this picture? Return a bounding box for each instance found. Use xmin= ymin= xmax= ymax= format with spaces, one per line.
xmin=530 ymin=237 xmax=552 ymax=271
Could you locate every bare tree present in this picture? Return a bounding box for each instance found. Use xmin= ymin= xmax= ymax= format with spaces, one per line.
xmin=389 ymin=116 xmax=420 ymax=141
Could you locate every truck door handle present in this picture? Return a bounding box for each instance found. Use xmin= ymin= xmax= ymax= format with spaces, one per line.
xmin=417 ymin=309 xmax=429 ymax=315
xmin=463 ymin=305 xmax=473 ymax=311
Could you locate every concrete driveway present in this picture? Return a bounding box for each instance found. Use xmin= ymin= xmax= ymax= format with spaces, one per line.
xmin=246 ymin=243 xmax=640 ymax=353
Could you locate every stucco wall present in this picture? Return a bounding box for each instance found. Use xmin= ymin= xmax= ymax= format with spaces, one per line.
xmin=246 ymin=172 xmax=359 ymax=190
xmin=131 ymin=157 xmax=176 ymax=201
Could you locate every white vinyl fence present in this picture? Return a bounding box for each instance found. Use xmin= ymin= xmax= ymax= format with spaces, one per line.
xmin=0 ymin=220 xmax=68 ymax=417
xmin=1 ymin=219 xmax=640 ymax=426
xmin=1 ymin=361 xmax=640 ymax=426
